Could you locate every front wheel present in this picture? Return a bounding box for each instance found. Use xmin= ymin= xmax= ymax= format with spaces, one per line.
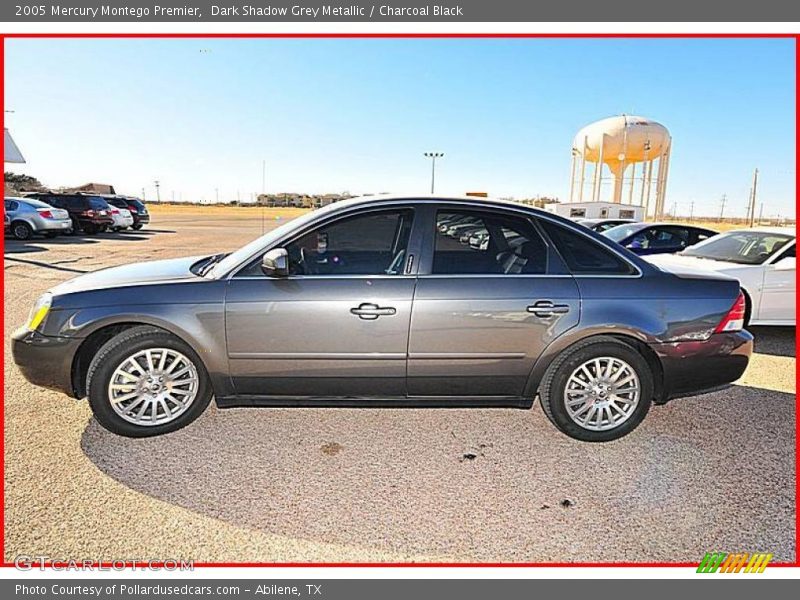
xmin=132 ymin=223 xmax=144 ymax=230
xmin=86 ymin=326 xmax=213 ymax=437
xmin=538 ymin=337 xmax=653 ymax=442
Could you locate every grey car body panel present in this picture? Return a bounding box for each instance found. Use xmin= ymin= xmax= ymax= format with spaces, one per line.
xmin=5 ymin=197 xmax=72 ymax=232
xmin=11 ymin=195 xmax=752 ymax=408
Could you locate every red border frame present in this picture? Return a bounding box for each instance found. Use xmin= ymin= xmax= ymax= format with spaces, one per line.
xmin=0 ymin=30 xmax=797 ymax=570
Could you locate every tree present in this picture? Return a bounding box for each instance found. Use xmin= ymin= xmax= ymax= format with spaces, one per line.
xmin=4 ymin=172 xmax=45 ymax=192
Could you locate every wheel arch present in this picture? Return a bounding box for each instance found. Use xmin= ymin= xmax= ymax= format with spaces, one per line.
xmin=524 ymin=329 xmax=665 ymax=403
xmin=70 ymin=318 xmax=225 ymax=399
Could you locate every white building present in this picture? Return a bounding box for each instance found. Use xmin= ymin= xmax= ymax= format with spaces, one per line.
xmin=544 ymin=201 xmax=643 ymax=221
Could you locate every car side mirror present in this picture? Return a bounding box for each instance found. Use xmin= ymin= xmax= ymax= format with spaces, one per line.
xmin=774 ymin=256 xmax=795 ymax=271
xmin=261 ymin=248 xmax=289 ymax=277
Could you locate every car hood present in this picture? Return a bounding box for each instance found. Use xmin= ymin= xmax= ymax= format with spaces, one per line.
xmin=644 ymin=253 xmax=744 ymax=281
xmin=51 ymin=255 xmax=207 ymax=295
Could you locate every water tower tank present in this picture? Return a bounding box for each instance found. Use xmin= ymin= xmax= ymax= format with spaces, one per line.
xmin=570 ymin=115 xmax=672 ymax=218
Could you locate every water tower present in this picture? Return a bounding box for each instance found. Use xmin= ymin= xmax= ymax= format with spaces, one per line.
xmin=569 ymin=115 xmax=672 ymax=218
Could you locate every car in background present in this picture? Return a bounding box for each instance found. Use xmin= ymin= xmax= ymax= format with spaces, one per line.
xmin=646 ymin=227 xmax=796 ymax=326
xmin=25 ymin=193 xmax=114 ymax=235
xmin=577 ymin=218 xmax=637 ymax=233
xmin=12 ymin=195 xmax=752 ymax=442
xmin=105 ymin=202 xmax=134 ymax=231
xmin=603 ymin=222 xmax=717 ymax=255
xmin=105 ymin=196 xmax=150 ymax=230
xmin=4 ymin=196 xmax=73 ymax=240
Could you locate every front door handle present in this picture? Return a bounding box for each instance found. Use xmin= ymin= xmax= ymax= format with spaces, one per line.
xmin=350 ymin=302 xmax=397 ymax=320
xmin=527 ymin=300 xmax=570 ymax=318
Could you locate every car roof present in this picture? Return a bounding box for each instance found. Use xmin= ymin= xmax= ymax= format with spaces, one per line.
xmin=5 ymin=196 xmax=50 ymax=208
xmin=318 ymin=194 xmax=550 ymax=216
xmin=723 ymin=226 xmax=796 ymax=237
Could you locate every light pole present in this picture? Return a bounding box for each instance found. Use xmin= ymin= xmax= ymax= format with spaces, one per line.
xmin=154 ymin=180 xmax=161 ymax=203
xmin=424 ymin=152 xmax=444 ymax=194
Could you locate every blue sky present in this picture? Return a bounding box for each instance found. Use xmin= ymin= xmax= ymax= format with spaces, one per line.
xmin=4 ymin=37 xmax=796 ymax=217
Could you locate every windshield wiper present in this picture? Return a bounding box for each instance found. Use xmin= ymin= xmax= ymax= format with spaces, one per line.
xmin=197 ymin=253 xmax=227 ymax=276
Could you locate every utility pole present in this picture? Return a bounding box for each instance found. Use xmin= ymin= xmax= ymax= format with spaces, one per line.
xmin=748 ymin=168 xmax=759 ymax=228
xmin=261 ymin=160 xmax=266 ymax=196
xmin=757 ymin=202 xmax=764 ymax=226
xmin=719 ymin=194 xmax=727 ymax=221
xmin=141 ymin=187 xmax=146 ymax=202
xmin=689 ymin=201 xmax=695 ymax=222
xmin=215 ymin=187 xmax=219 ymax=204
xmin=424 ymin=152 xmax=444 ymax=194
xmin=154 ymin=180 xmax=161 ymax=203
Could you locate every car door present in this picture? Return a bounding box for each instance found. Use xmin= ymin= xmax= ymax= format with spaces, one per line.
xmin=758 ymin=242 xmax=796 ymax=323
xmin=407 ymin=206 xmax=580 ymax=398
xmin=224 ymin=206 xmax=420 ymax=397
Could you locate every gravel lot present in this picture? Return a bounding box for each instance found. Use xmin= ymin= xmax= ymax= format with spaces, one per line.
xmin=3 ymin=206 xmax=796 ymax=563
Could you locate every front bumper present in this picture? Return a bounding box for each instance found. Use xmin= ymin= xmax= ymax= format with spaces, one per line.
xmin=11 ymin=328 xmax=82 ymax=397
xmin=652 ymin=330 xmax=754 ymax=402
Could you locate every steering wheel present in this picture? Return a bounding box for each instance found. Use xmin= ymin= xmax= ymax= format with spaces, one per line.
xmin=299 ymin=247 xmax=319 ymax=275
xmin=385 ymin=249 xmax=406 ymax=275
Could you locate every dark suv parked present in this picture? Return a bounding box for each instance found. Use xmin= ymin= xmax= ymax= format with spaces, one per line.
xmin=105 ymin=196 xmax=150 ymax=230
xmin=26 ymin=193 xmax=114 ymax=235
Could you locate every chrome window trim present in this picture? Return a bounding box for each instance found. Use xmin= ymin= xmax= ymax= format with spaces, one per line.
xmin=219 ymin=197 xmax=644 ymax=280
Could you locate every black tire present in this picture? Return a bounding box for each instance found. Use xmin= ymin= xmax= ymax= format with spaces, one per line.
xmin=44 ymin=231 xmax=59 ymax=239
xmin=538 ymin=336 xmax=653 ymax=442
xmin=11 ymin=221 xmax=33 ymax=240
xmin=83 ymin=224 xmax=98 ymax=235
xmin=86 ymin=326 xmax=213 ymax=437
xmin=132 ymin=223 xmax=143 ymax=230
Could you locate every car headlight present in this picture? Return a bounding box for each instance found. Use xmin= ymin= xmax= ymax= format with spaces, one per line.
xmin=26 ymin=293 xmax=52 ymax=331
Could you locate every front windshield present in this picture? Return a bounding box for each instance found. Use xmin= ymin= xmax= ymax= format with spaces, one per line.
xmin=206 ymin=204 xmax=340 ymax=278
xmin=603 ymin=224 xmax=643 ymax=242
xmin=681 ymin=230 xmax=793 ymax=265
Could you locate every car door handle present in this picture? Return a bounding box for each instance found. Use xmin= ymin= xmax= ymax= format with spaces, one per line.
xmin=527 ymin=300 xmax=570 ymax=318
xmin=350 ymin=303 xmax=397 ymax=320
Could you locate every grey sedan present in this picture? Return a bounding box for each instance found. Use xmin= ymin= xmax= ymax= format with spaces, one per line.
xmin=5 ymin=196 xmax=72 ymax=239
xmin=11 ymin=196 xmax=752 ymax=441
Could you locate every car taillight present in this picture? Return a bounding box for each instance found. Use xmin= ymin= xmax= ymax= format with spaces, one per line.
xmin=128 ymin=207 xmax=138 ymax=214
xmin=714 ymin=291 xmax=746 ymax=333
xmin=36 ymin=209 xmax=53 ymax=219
xmin=84 ymin=209 xmax=95 ymax=217
xmin=111 ymin=208 xmax=119 ymax=215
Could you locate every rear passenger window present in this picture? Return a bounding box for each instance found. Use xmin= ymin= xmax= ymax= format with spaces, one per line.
xmin=540 ymin=220 xmax=636 ymax=275
xmin=433 ymin=210 xmax=547 ymax=275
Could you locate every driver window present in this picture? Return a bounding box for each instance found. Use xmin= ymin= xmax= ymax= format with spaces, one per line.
xmin=285 ymin=209 xmax=414 ymax=276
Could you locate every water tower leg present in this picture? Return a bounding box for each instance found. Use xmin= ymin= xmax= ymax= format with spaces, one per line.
xmin=569 ymin=152 xmax=577 ymax=203
xmin=578 ymin=136 xmax=587 ymax=202
xmin=644 ymin=159 xmax=654 ymax=218
xmin=660 ymin=145 xmax=672 ymax=219
xmin=628 ymin=163 xmax=636 ymax=205
xmin=612 ymin=164 xmax=624 ymax=204
xmin=592 ymin=135 xmax=605 ymax=203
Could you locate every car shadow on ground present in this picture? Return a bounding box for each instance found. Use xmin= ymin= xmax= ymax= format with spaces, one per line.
xmin=3 ymin=229 xmax=174 ymax=256
xmin=80 ymin=381 xmax=796 ymax=562
xmin=750 ymin=326 xmax=795 ymax=358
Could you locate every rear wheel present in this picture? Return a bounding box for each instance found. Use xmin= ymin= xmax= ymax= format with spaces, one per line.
xmin=132 ymin=223 xmax=143 ymax=230
xmin=86 ymin=326 xmax=213 ymax=437
xmin=539 ymin=337 xmax=653 ymax=442
xmin=83 ymin=224 xmax=98 ymax=235
xmin=11 ymin=221 xmax=33 ymax=240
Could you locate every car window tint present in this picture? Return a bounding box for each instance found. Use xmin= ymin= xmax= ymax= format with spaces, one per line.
xmin=65 ymin=197 xmax=83 ymax=209
xmin=237 ymin=209 xmax=415 ymax=277
xmin=5 ymin=200 xmax=18 ymax=211
xmin=540 ymin=220 xmax=635 ymax=275
xmin=433 ymin=210 xmax=547 ymax=275
xmin=88 ymin=197 xmax=110 ymax=210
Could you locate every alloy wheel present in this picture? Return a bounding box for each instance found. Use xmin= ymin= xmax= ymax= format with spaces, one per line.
xmin=107 ymin=348 xmax=199 ymax=426
xmin=563 ymin=356 xmax=640 ymax=432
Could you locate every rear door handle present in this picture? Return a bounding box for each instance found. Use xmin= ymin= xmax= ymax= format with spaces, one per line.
xmin=350 ymin=302 xmax=397 ymax=320
xmin=527 ymin=300 xmax=570 ymax=318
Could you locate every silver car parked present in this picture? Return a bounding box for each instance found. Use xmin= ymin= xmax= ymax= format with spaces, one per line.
xmin=4 ymin=196 xmax=72 ymax=240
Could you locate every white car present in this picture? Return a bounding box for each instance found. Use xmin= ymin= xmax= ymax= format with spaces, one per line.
xmin=109 ymin=205 xmax=134 ymax=231
xmin=646 ymin=227 xmax=795 ymax=326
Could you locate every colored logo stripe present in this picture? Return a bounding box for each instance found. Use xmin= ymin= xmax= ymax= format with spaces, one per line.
xmin=697 ymin=552 xmax=772 ymax=573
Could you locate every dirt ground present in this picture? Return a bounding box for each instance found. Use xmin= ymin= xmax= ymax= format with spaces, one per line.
xmin=3 ymin=206 xmax=796 ymax=564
